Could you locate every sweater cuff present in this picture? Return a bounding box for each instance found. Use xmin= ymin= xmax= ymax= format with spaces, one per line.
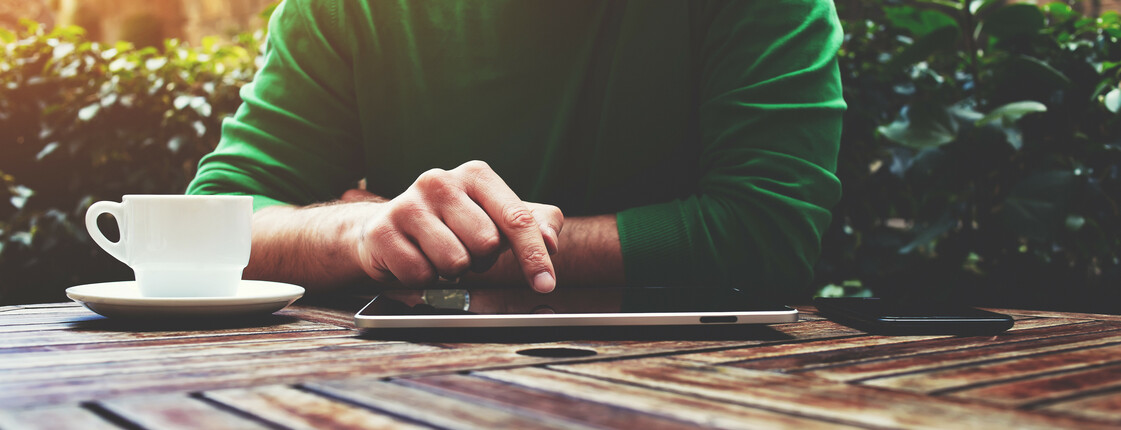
xmin=616 ymin=201 xmax=694 ymax=287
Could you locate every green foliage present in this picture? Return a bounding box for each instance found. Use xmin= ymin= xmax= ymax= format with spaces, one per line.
xmin=0 ymin=24 xmax=262 ymax=304
xmin=822 ymin=1 xmax=1121 ymax=312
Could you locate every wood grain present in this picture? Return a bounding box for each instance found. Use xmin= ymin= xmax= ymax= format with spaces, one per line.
xmin=96 ymin=393 xmax=271 ymax=429
xmin=984 ymin=308 xmax=1121 ymax=322
xmin=733 ymin=320 xmax=1118 ymax=375
xmin=864 ymin=342 xmax=1121 ymax=393
xmin=0 ymin=318 xmax=344 ymax=349
xmin=0 ymin=404 xmax=120 ymax=430
xmin=797 ymin=323 xmax=1121 ymax=383
xmin=2 ymin=302 xmax=1119 ymax=429
xmin=476 ymin=367 xmax=868 ymax=429
xmin=1038 ymin=389 xmax=1121 ymax=423
xmin=307 ymin=378 xmax=595 ymax=430
xmin=948 ymin=363 xmax=1121 ymax=408
xmin=203 ymin=385 xmax=428 ymax=430
xmin=397 ymin=373 xmax=737 ymax=430
xmin=674 ymin=316 xmax=1085 ymax=365
xmin=551 ymin=357 xmax=1117 ymax=430
xmin=0 ymin=337 xmax=434 ymax=383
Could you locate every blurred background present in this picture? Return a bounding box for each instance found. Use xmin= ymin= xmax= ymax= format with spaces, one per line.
xmin=1 ymin=0 xmax=1119 ymax=313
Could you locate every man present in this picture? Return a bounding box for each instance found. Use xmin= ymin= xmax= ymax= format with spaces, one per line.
xmin=187 ymin=0 xmax=845 ymax=300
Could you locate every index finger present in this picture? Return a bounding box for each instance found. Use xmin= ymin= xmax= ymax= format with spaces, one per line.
xmin=459 ymin=162 xmax=555 ymax=293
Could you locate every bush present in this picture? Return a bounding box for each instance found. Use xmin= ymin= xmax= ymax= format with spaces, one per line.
xmin=0 ymin=23 xmax=261 ymax=304
xmin=818 ymin=1 xmax=1121 ymax=312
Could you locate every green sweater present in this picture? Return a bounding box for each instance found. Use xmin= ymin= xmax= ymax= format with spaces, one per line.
xmin=187 ymin=0 xmax=845 ymax=299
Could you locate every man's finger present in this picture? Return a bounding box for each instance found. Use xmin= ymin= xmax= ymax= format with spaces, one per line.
xmin=528 ymin=203 xmax=563 ymax=255
xmin=458 ymin=161 xmax=555 ymax=293
xmin=403 ymin=214 xmax=472 ymax=279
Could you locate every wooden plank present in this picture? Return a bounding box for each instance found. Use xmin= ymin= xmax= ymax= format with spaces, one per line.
xmin=983 ymin=308 xmax=1121 ymax=322
xmin=796 ymin=325 xmax=1121 ymax=383
xmin=0 ymin=404 xmax=120 ymax=430
xmin=0 ymin=329 xmax=356 ymax=355
xmin=476 ymin=367 xmax=868 ymax=429
xmin=396 ymin=373 xmax=737 ymax=430
xmin=680 ymin=317 xmax=1092 ymax=365
xmin=948 ymin=363 xmax=1121 ymax=408
xmin=552 ymin=357 xmax=1114 ymax=430
xmin=0 ymin=330 xmax=857 ymax=409
xmin=0 ymin=309 xmax=105 ymax=327
xmin=277 ymin=306 xmax=356 ymax=328
xmin=0 ymin=341 xmax=442 ymax=406
xmin=96 ymin=393 xmax=271 ymax=429
xmin=0 ymin=318 xmax=344 ymax=349
xmin=733 ymin=320 xmax=1118 ymax=375
xmin=307 ymin=378 xmax=595 ymax=430
xmin=865 ymin=343 xmax=1121 ymax=393
xmin=0 ymin=334 xmax=399 ymax=374
xmin=1038 ymin=389 xmax=1121 ymax=423
xmin=202 ymin=385 xmax=428 ymax=430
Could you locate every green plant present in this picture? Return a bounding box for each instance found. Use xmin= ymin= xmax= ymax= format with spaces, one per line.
xmin=0 ymin=22 xmax=261 ymax=304
xmin=819 ymin=1 xmax=1121 ymax=311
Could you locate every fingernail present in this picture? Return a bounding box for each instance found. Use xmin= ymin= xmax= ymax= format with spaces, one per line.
xmin=532 ymin=272 xmax=555 ymax=293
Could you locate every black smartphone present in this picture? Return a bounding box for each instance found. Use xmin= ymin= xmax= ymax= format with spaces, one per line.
xmin=813 ymin=297 xmax=1014 ymax=335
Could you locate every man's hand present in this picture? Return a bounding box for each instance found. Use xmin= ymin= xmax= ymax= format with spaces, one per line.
xmin=347 ymin=160 xmax=563 ymax=293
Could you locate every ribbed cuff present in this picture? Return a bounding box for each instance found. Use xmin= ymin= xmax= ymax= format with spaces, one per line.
xmin=616 ymin=201 xmax=694 ymax=287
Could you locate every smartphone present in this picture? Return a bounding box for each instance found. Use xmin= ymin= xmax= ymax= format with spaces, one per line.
xmin=355 ymin=287 xmax=798 ymax=329
xmin=813 ymin=297 xmax=1014 ymax=335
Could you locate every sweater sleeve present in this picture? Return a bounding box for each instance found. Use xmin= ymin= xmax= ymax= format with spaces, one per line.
xmin=186 ymin=0 xmax=361 ymax=211
xmin=615 ymin=0 xmax=844 ymax=299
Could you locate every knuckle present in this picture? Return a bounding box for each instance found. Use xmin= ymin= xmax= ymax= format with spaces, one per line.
xmin=366 ymin=222 xmax=399 ymax=245
xmin=414 ymin=168 xmax=450 ymax=189
xmin=461 ymin=160 xmax=491 ymax=173
xmin=474 ymin=231 xmax=502 ymax=255
xmin=414 ymin=169 xmax=461 ymax=202
xmin=389 ymin=198 xmax=427 ymax=221
xmin=545 ymin=205 xmax=563 ymax=223
xmin=501 ymin=205 xmax=537 ymax=230
xmin=446 ymin=253 xmax=472 ymax=275
xmin=517 ymin=247 xmax=551 ymax=271
xmin=399 ymin=265 xmax=436 ymax=287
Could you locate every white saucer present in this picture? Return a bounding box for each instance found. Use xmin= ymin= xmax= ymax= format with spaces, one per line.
xmin=66 ymin=280 xmax=305 ymax=318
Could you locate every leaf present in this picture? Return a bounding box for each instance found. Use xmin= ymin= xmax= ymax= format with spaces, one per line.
xmin=879 ymin=104 xmax=958 ymax=149
xmin=976 ymin=101 xmax=1048 ymax=126
xmin=35 ymin=142 xmax=60 ymax=161
xmin=145 ymin=57 xmax=167 ymax=71
xmin=999 ymin=171 xmax=1078 ymax=241
xmin=890 ymin=25 xmax=961 ymax=70
xmin=981 ymin=4 xmax=1045 ymax=40
xmin=0 ymin=28 xmax=14 ymax=44
xmin=899 ymin=210 xmax=958 ymax=254
xmin=1066 ymin=215 xmax=1086 ymax=232
xmin=173 ymin=95 xmax=191 ymax=110
xmin=77 ymin=104 xmax=100 ymax=122
xmin=884 ymin=6 xmax=958 ymax=37
xmin=971 ymin=0 xmax=1003 ymax=15
xmin=9 ymin=185 xmax=33 ymax=210
xmin=1007 ymin=55 xmax=1072 ymax=89
xmin=1046 ymin=3 xmax=1076 ymax=24
xmin=1106 ymin=88 xmax=1121 ymax=113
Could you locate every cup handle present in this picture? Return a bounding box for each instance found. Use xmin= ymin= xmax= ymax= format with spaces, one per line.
xmin=85 ymin=201 xmax=127 ymax=264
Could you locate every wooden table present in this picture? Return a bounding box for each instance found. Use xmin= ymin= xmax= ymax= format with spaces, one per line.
xmin=3 ymin=296 xmax=1121 ymax=429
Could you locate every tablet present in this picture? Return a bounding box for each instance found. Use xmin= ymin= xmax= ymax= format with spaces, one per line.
xmin=354 ymin=287 xmax=798 ymax=328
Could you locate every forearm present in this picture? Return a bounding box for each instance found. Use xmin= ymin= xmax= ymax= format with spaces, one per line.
xmin=245 ymin=203 xmax=372 ymax=292
xmin=463 ymin=214 xmax=624 ymax=287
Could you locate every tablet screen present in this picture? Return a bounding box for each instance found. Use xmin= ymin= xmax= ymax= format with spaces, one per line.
xmin=358 ymin=287 xmax=788 ymax=316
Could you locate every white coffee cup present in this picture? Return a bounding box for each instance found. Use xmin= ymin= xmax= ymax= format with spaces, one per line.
xmin=85 ymin=195 xmax=252 ymax=297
